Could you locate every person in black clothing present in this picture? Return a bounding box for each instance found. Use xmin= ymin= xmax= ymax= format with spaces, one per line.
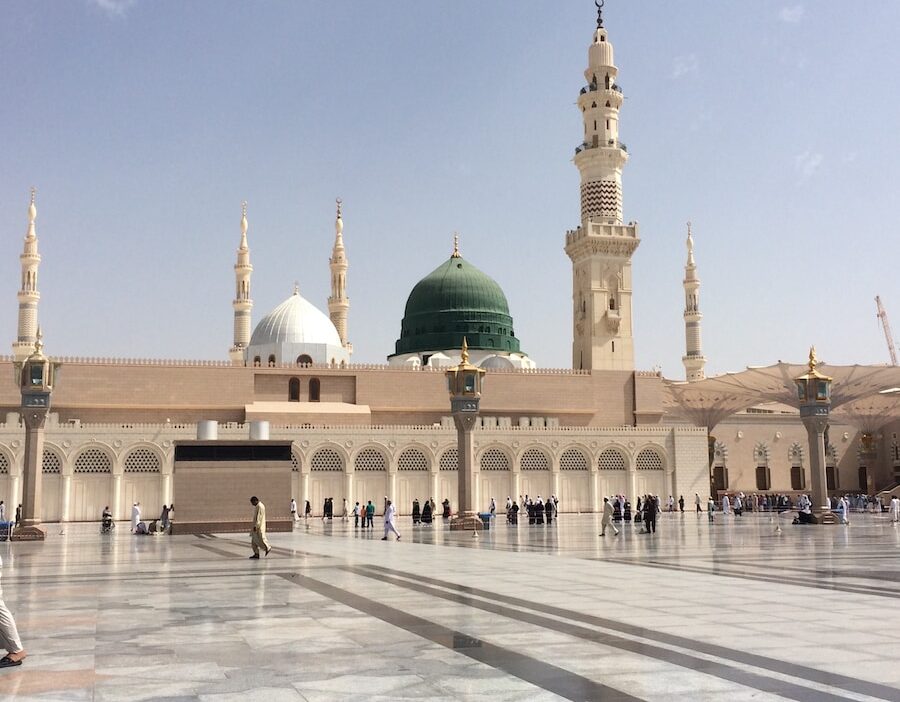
xmin=441 ymin=499 xmax=451 ymax=519
xmin=644 ymin=496 xmax=657 ymax=533
xmin=544 ymin=499 xmax=553 ymax=525
xmin=412 ymin=499 xmax=421 ymax=525
xmin=421 ymin=500 xmax=432 ymax=524
xmin=678 ymin=495 xmax=685 ymax=512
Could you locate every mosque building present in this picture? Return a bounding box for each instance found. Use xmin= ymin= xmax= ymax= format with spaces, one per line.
xmin=0 ymin=6 xmax=897 ymax=523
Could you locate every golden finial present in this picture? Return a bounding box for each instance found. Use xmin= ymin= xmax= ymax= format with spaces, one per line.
xmin=451 ymin=233 xmax=461 ymax=258
xmin=461 ymin=336 xmax=469 ymax=364
xmin=293 ymin=281 xmax=300 ymax=295
xmin=808 ymin=346 xmax=818 ymax=373
xmin=34 ymin=326 xmax=43 ymax=354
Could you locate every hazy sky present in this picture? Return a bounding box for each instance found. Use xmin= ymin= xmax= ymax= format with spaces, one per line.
xmin=2 ymin=1 xmax=899 ymax=375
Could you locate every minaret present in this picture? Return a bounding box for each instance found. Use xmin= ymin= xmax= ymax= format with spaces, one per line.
xmin=328 ymin=198 xmax=351 ymax=354
xmin=229 ymin=201 xmax=253 ymax=364
xmin=564 ymin=2 xmax=641 ymax=371
xmin=13 ymin=188 xmax=42 ymax=362
xmin=682 ymin=222 xmax=706 ymax=381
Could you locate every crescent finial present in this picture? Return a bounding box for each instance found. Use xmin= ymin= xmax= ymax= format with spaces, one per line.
xmin=595 ymin=0 xmax=604 ymax=29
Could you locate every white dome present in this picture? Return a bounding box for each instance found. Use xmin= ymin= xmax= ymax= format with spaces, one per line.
xmin=250 ymin=290 xmax=342 ymax=347
xmin=480 ymin=354 xmax=515 ymax=370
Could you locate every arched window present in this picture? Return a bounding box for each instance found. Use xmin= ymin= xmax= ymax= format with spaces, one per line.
xmin=296 ymin=354 xmax=313 ymax=366
xmin=609 ymin=297 xmax=616 ymax=310
xmin=253 ymin=356 xmax=261 ymax=367
xmin=267 ymin=354 xmax=276 ymax=367
xmin=309 ymin=378 xmax=320 ymax=402
xmin=289 ymin=377 xmax=300 ymax=402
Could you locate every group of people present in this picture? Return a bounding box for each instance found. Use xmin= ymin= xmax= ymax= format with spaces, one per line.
xmin=0 ymin=502 xmax=23 ymax=532
xmin=503 ymin=495 xmax=559 ymax=526
xmin=123 ymin=502 xmax=174 ymax=535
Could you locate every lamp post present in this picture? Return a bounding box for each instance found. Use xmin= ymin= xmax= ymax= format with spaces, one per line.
xmin=794 ymin=346 xmax=834 ymax=523
xmin=446 ymin=338 xmax=485 ymax=532
xmin=13 ymin=329 xmax=60 ymax=541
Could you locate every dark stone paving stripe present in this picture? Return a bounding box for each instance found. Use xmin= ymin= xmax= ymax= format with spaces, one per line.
xmin=603 ymin=557 xmax=900 ymax=600
xmin=357 ymin=566 xmax=897 ymax=702
xmin=275 ymin=572 xmax=638 ymax=702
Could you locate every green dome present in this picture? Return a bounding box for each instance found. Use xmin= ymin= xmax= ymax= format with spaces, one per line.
xmin=392 ymin=254 xmax=522 ymax=357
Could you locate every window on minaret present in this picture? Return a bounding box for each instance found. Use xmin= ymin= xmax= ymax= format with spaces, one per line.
xmin=289 ymin=377 xmax=300 ymax=402
xmin=605 ymin=75 xmax=610 ymax=89
xmin=309 ymin=378 xmax=321 ymax=402
xmin=268 ymin=354 xmax=276 ymax=367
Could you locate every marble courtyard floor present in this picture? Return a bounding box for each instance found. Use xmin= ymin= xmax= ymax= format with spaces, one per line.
xmin=2 ymin=513 xmax=900 ymax=701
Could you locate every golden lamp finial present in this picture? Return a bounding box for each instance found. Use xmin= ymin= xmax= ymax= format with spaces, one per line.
xmin=808 ymin=346 xmax=818 ymax=373
xmin=451 ymin=233 xmax=461 ymax=258
xmin=461 ymin=336 xmax=469 ymax=364
xmin=34 ymin=326 xmax=43 ymax=354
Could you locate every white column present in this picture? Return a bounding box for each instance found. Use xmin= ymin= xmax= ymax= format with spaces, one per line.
xmin=512 ymin=471 xmax=521 ymax=503
xmin=9 ymin=474 xmax=20 ymax=515
xmin=430 ymin=471 xmax=439 ymax=505
xmin=387 ymin=471 xmax=397 ymax=503
xmin=162 ymin=473 xmax=172 ymax=506
xmin=590 ymin=469 xmax=599 ymax=512
xmin=628 ymin=468 xmax=637 ymax=503
xmin=112 ymin=474 xmax=123 ymax=520
xmin=60 ymin=474 xmax=72 ymax=522
xmin=301 ymin=472 xmax=310 ymax=512
xmin=551 ymin=470 xmax=561 ymax=503
xmin=344 ymin=472 xmax=354 ymax=507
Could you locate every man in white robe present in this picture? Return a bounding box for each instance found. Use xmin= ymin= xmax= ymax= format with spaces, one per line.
xmin=721 ymin=494 xmax=731 ymax=516
xmin=249 ymin=496 xmax=271 ymax=558
xmin=839 ymin=496 xmax=850 ymax=525
xmin=131 ymin=502 xmax=141 ymax=533
xmin=890 ymin=496 xmax=900 ymax=523
xmin=382 ymin=500 xmax=400 ymax=541
xmin=0 ymin=555 xmax=26 ymax=669
xmin=600 ymin=497 xmax=618 ymax=536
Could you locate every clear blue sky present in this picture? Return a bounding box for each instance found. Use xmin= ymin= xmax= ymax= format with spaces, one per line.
xmin=2 ymin=1 xmax=899 ymax=375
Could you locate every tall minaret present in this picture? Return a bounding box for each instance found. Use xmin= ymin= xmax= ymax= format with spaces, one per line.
xmin=13 ymin=188 xmax=42 ymax=362
xmin=328 ymin=198 xmax=351 ymax=354
xmin=229 ymin=201 xmax=253 ymax=365
xmin=682 ymin=222 xmax=706 ymax=381
xmin=564 ymin=2 xmax=641 ymax=371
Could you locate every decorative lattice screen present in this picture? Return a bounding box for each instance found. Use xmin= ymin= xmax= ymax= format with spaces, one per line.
xmin=74 ymin=447 xmax=112 ymax=474
xmin=439 ymin=449 xmax=458 ymax=471
xmin=355 ymin=448 xmax=387 ymax=472
xmin=480 ymin=448 xmax=510 ymax=471
xmin=124 ymin=447 xmax=161 ymax=473
xmin=42 ymin=449 xmax=62 ymax=474
xmin=636 ymin=448 xmax=664 ymax=471
xmin=0 ymin=453 xmax=8 ymax=475
xmin=598 ymin=448 xmax=626 ymax=471
xmin=520 ymin=448 xmax=549 ymax=471
xmin=398 ymin=448 xmax=428 ymax=471
xmin=291 ymin=453 xmax=300 ymax=472
xmin=560 ymin=448 xmax=588 ymax=471
xmin=311 ymin=449 xmax=344 ymax=471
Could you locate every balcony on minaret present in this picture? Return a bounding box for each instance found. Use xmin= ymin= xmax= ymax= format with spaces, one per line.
xmin=565 ymin=221 xmax=640 ymax=260
xmin=605 ymin=306 xmax=621 ymax=333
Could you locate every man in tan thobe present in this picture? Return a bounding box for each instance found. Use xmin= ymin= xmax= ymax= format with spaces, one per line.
xmin=249 ymin=496 xmax=271 ymax=559
xmin=600 ymin=497 xmax=619 ymax=536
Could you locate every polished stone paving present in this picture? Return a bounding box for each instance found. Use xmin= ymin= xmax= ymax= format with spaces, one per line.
xmin=2 ymin=511 xmax=900 ymax=701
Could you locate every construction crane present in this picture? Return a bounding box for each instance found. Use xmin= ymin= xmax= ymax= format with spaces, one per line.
xmin=876 ymin=295 xmax=898 ymax=365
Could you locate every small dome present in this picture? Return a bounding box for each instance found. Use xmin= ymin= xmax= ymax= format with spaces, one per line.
xmin=250 ymin=289 xmax=341 ymax=348
xmin=480 ymin=354 xmax=515 ymax=370
xmin=391 ymin=254 xmax=522 ymax=357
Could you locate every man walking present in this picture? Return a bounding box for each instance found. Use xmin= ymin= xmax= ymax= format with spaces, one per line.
xmin=290 ymin=498 xmax=297 ymax=523
xmin=248 ymin=496 xmax=270 ymax=559
xmin=707 ymin=496 xmax=715 ymax=523
xmin=600 ymin=497 xmax=619 ymax=536
xmin=891 ymin=495 xmax=900 ymax=524
xmin=365 ymin=500 xmax=375 ymax=528
xmin=721 ymin=494 xmax=731 ymax=517
xmin=131 ymin=502 xmax=141 ymax=533
xmin=0 ymin=555 xmax=26 ymax=669
xmin=382 ymin=499 xmax=400 ymax=541
xmin=695 ymin=493 xmax=702 ymax=515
